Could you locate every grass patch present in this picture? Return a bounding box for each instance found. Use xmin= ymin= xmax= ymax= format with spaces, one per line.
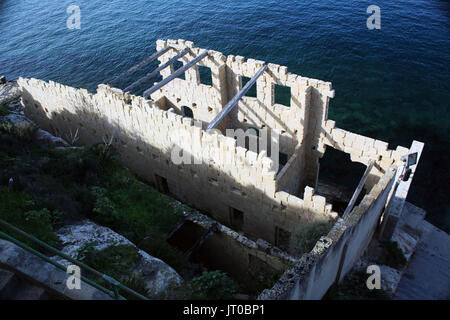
xmin=189 ymin=270 xmax=237 ymax=300
xmin=294 ymin=220 xmax=334 ymax=255
xmin=77 ymin=243 xmax=149 ymax=299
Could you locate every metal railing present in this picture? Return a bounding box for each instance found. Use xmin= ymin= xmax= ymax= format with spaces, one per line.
xmin=0 ymin=218 xmax=148 ymax=300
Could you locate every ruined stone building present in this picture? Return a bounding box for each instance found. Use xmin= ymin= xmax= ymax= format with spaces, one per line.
xmin=17 ymin=39 xmax=423 ymax=299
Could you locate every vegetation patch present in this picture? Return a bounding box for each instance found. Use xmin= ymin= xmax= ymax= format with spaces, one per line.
xmin=77 ymin=243 xmax=148 ymax=299
xmin=0 ymin=186 xmax=60 ymax=249
xmin=189 ymin=270 xmax=237 ymax=300
xmin=294 ymin=220 xmax=334 ymax=255
xmin=377 ymin=240 xmax=407 ymax=269
xmin=0 ymin=125 xmax=189 ymax=270
xmin=323 ymin=270 xmax=390 ymax=300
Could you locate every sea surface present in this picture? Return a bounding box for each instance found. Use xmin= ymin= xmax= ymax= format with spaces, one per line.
xmin=0 ymin=0 xmax=449 ymax=231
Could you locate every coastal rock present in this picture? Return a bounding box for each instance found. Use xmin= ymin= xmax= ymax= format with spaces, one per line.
xmin=55 ymin=220 xmax=183 ymax=298
xmin=0 ymin=113 xmax=37 ymax=137
xmin=0 ymin=112 xmax=69 ymax=147
xmin=34 ymin=128 xmax=70 ymax=147
xmin=0 ymin=80 xmax=20 ymax=105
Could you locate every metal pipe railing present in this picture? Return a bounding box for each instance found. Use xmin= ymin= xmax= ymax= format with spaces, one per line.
xmin=0 ymin=218 xmax=148 ymax=300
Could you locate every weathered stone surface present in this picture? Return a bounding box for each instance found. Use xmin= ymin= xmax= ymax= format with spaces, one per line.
xmin=0 ymin=80 xmax=20 ymax=105
xmin=0 ymin=114 xmax=70 ymax=147
xmin=55 ymin=220 xmax=183 ymax=298
xmin=395 ymin=217 xmax=450 ymax=299
xmin=0 ymin=113 xmax=37 ymax=135
xmin=34 ymin=128 xmax=70 ymax=147
xmin=379 ymin=265 xmax=402 ymax=295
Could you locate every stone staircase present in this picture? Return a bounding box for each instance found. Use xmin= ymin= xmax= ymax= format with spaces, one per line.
xmin=0 ymin=267 xmax=56 ymax=300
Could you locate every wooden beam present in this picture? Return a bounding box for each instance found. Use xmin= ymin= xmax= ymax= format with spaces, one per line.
xmin=124 ymin=48 xmax=189 ymax=92
xmin=143 ymin=50 xmax=209 ymax=98
xmin=206 ymin=64 xmax=267 ymax=131
xmin=343 ymin=160 xmax=375 ymax=218
xmin=106 ymin=46 xmax=170 ymax=85
xmin=183 ymin=223 xmax=219 ymax=259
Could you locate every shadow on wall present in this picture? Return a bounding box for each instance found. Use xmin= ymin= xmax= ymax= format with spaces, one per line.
xmin=20 ymin=87 xmax=333 ymax=256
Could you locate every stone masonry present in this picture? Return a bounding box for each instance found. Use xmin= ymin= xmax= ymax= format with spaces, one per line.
xmin=17 ymin=39 xmax=410 ymax=259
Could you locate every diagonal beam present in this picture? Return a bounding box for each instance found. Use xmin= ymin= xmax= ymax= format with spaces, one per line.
xmin=206 ymin=64 xmax=267 ymax=131
xmin=124 ymin=48 xmax=189 ymax=92
xmin=343 ymin=160 xmax=375 ymax=218
xmin=143 ymin=50 xmax=209 ymax=98
xmin=106 ymin=46 xmax=170 ymax=85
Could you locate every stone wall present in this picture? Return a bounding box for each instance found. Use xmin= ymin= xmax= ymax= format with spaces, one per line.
xmin=16 ymin=38 xmax=410 ymax=275
xmin=18 ymin=77 xmax=335 ymax=249
xmin=184 ymin=212 xmax=297 ymax=282
xmin=258 ymin=166 xmax=396 ymax=299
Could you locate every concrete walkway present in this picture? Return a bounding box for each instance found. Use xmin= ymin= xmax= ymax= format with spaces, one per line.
xmin=394 ymin=218 xmax=450 ymax=300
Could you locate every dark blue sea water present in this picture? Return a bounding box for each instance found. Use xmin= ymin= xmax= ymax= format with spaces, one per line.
xmin=1 ymin=0 xmax=449 ymax=230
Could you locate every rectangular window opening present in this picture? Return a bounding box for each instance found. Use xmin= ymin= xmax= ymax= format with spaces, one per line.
xmin=277 ymin=152 xmax=289 ymax=174
xmin=229 ymin=207 xmax=244 ymax=231
xmin=241 ymin=76 xmax=257 ymax=98
xmin=198 ymin=66 xmax=213 ymax=86
xmin=173 ymin=60 xmax=185 ymax=80
xmin=275 ymin=226 xmax=291 ymax=252
xmin=274 ymin=84 xmax=291 ymax=107
xmin=155 ymin=174 xmax=170 ymax=194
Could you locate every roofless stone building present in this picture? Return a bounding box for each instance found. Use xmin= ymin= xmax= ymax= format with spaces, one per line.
xmin=17 ymin=39 xmax=423 ymax=299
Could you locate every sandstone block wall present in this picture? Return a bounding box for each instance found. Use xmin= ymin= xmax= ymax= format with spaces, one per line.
xmin=185 ymin=212 xmax=297 ymax=281
xmin=16 ymin=38 xmax=415 ymax=298
xmin=18 ymin=77 xmax=335 ymax=251
xmin=17 ymin=38 xmax=410 ymax=259
xmin=259 ymin=165 xmax=396 ymax=300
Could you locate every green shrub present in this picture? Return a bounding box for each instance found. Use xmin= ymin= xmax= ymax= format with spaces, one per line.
xmin=23 ymin=208 xmax=65 ymax=228
xmin=294 ymin=220 xmax=333 ymax=255
xmin=77 ymin=243 xmax=140 ymax=276
xmin=0 ymin=187 xmax=59 ymax=248
xmin=189 ymin=271 xmax=237 ymax=300
xmin=379 ymin=241 xmax=407 ymax=269
xmin=90 ymin=186 xmax=120 ymax=225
